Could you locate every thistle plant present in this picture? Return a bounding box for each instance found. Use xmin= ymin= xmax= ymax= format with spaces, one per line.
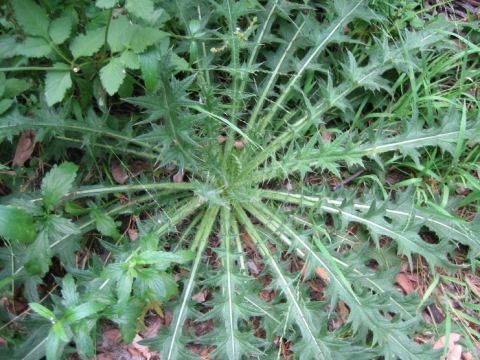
xmin=1 ymin=0 xmax=479 ymax=359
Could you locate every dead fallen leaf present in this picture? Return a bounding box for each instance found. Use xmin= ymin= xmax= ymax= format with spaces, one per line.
xmin=465 ymin=273 xmax=480 ymax=298
xmin=130 ymin=334 xmax=152 ymax=360
xmin=110 ymin=159 xmax=128 ymax=184
xmin=241 ymin=232 xmax=257 ymax=252
xmin=315 ymin=266 xmax=329 ymax=281
xmin=97 ymin=355 xmax=114 ymax=360
xmin=463 ymin=352 xmax=474 ymax=360
xmin=338 ymin=301 xmax=349 ymax=323
xmin=396 ymin=273 xmax=415 ymax=294
xmin=173 ymin=171 xmax=184 ymax=182
xmin=192 ymin=290 xmax=207 ymax=303
xmin=320 ymin=124 xmax=332 ymax=143
xmin=102 ymin=328 xmax=121 ymax=348
xmin=246 ymin=261 xmax=260 ymax=275
xmin=128 ymin=228 xmax=138 ymax=242
xmin=12 ymin=130 xmax=35 ymax=167
xmin=433 ymin=333 xmax=463 ymax=360
xmin=234 ymin=140 xmax=244 ymax=149
xmin=217 ymin=135 xmax=226 ymax=143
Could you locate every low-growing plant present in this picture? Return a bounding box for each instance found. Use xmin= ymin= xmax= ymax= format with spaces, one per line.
xmin=1 ymin=0 xmax=480 ymax=359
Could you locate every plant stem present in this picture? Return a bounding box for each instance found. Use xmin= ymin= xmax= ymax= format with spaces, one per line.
xmin=55 ymin=136 xmax=157 ymax=160
xmin=103 ymin=8 xmax=114 ymax=55
xmin=0 ymin=67 xmax=71 ymax=72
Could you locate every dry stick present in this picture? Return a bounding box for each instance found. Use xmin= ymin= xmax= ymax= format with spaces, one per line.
xmin=332 ymin=169 xmax=365 ymax=191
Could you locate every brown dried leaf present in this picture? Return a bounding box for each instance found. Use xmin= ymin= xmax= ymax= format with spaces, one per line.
xmin=128 ymin=228 xmax=139 ymax=242
xmin=396 ymin=273 xmax=415 ymax=294
xmin=110 ymin=159 xmax=128 ymax=185
xmin=130 ymin=334 xmax=152 ymax=360
xmin=315 ymin=266 xmax=329 ymax=281
xmin=12 ymin=130 xmax=35 ymax=167
xmin=173 ymin=171 xmax=184 ymax=183
xmin=320 ymin=124 xmax=332 ymax=143
xmin=465 ymin=273 xmax=480 ymax=298
xmin=433 ymin=333 xmax=463 ymax=360
xmin=217 ymin=135 xmax=226 ymax=143
xmin=338 ymin=301 xmax=349 ymax=323
xmin=192 ymin=290 xmax=208 ymax=303
xmin=234 ymin=140 xmax=244 ymax=149
xmin=241 ymin=232 xmax=257 ymax=252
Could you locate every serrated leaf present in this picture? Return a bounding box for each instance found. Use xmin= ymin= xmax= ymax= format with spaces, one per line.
xmin=45 ymin=63 xmax=72 ymax=106
xmin=125 ymin=0 xmax=154 ymax=20
xmin=94 ymin=211 xmax=121 ymax=239
xmin=73 ymin=321 xmax=95 ymax=357
xmin=16 ymin=37 xmax=52 ymax=58
xmin=119 ymin=50 xmax=140 ymax=69
xmin=25 ymin=231 xmax=52 ymax=276
xmin=41 ymin=162 xmax=78 ymax=211
xmin=100 ymin=58 xmax=126 ymax=95
xmin=64 ymin=302 xmax=106 ymax=323
xmin=107 ymin=299 xmax=142 ymax=343
xmin=69 ymin=28 xmax=105 ymax=59
xmin=0 ymin=205 xmax=37 ymax=244
xmin=0 ymin=35 xmax=19 ymax=59
xmin=139 ymin=49 xmax=159 ymax=92
xmin=11 ymin=0 xmax=49 ymax=37
xmin=107 ymin=16 xmax=132 ymax=53
xmin=61 ymin=274 xmax=79 ymax=308
xmin=96 ymin=0 xmax=117 ymax=8
xmin=29 ymin=302 xmax=56 ymax=320
xmin=46 ymin=327 xmax=62 ymax=360
xmin=49 ymin=16 xmax=72 ymax=45
xmin=129 ymin=27 xmax=167 ymax=53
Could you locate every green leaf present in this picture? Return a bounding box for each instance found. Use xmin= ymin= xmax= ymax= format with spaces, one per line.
xmin=46 ymin=327 xmax=62 ymax=360
xmin=29 ymin=302 xmax=55 ymax=320
xmin=119 ymin=50 xmax=140 ymax=69
xmin=45 ymin=63 xmax=72 ymax=106
xmin=139 ymin=49 xmax=159 ymax=92
xmin=61 ymin=274 xmax=79 ymax=308
xmin=11 ymin=0 xmax=49 ymax=37
xmin=49 ymin=16 xmax=73 ymax=45
xmin=96 ymin=0 xmax=117 ymax=8
xmin=69 ymin=28 xmax=105 ymax=59
xmin=41 ymin=162 xmax=78 ymax=211
xmin=3 ymin=78 xmax=31 ymax=98
xmin=107 ymin=299 xmax=141 ymax=343
xmin=0 ymin=35 xmax=19 ymax=59
xmin=52 ymin=322 xmax=69 ymax=342
xmin=64 ymin=302 xmax=106 ymax=323
xmin=73 ymin=320 xmax=95 ymax=357
xmin=0 ymin=205 xmax=37 ymax=244
xmin=100 ymin=58 xmax=126 ymax=95
xmin=94 ymin=211 xmax=121 ymax=239
xmin=24 ymin=231 xmax=52 ymax=276
xmin=129 ymin=27 xmax=167 ymax=53
xmin=135 ymin=250 xmax=194 ymax=265
xmin=0 ymin=99 xmax=13 ymax=115
xmin=107 ymin=16 xmax=132 ymax=53
xmin=125 ymin=0 xmax=154 ymax=21
xmin=16 ymin=37 xmax=52 ymax=58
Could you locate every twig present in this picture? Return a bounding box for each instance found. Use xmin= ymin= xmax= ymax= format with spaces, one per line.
xmin=333 ymin=169 xmax=365 ymax=190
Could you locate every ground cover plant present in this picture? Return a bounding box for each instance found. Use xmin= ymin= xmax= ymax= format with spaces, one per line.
xmin=0 ymin=0 xmax=480 ymax=359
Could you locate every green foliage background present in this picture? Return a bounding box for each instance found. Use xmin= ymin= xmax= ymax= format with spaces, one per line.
xmin=0 ymin=0 xmax=479 ymax=359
